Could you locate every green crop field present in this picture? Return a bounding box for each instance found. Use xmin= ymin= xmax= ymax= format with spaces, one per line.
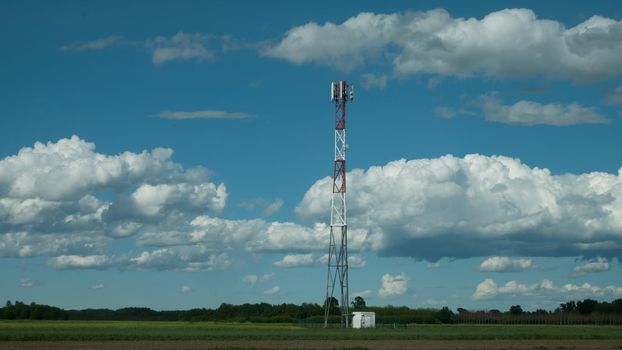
xmin=0 ymin=321 xmax=621 ymax=341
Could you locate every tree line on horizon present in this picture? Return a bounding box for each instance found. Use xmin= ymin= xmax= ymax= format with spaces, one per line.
xmin=1 ymin=297 xmax=621 ymax=325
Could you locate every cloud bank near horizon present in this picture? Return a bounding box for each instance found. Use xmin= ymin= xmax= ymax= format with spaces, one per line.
xmin=2 ymin=136 xmax=622 ymax=273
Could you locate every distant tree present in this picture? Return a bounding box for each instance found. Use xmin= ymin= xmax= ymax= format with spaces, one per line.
xmin=437 ymin=306 xmax=454 ymax=323
xmin=0 ymin=300 xmax=67 ymax=320
xmin=3 ymin=301 xmax=15 ymax=320
xmin=323 ymin=297 xmax=339 ymax=315
xmin=598 ymin=301 xmax=612 ymax=313
xmin=14 ymin=301 xmax=29 ymax=319
xmin=560 ymin=301 xmax=576 ymax=313
xmin=3 ymin=298 xmax=621 ymax=324
xmin=577 ymin=299 xmax=598 ymax=314
xmin=457 ymin=308 xmax=469 ymax=314
xmin=216 ymin=303 xmax=237 ymax=320
xmin=509 ymin=305 xmax=523 ymax=315
xmin=351 ymin=296 xmax=366 ymax=309
xmin=324 ymin=296 xmax=338 ymax=307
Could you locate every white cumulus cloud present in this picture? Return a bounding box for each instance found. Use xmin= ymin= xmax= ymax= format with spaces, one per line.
xmin=261 ymin=273 xmax=274 ymax=281
xmin=274 ymin=253 xmax=314 ymax=268
xmin=48 ymin=255 xmax=112 ymax=270
xmin=243 ymin=275 xmax=259 ymax=287
xmin=296 ymin=154 xmax=622 ymax=260
xmin=426 ymin=262 xmax=441 ymax=269
xmin=136 ymin=215 xmax=367 ymax=254
xmin=263 ymin=286 xmax=280 ymax=295
xmin=348 ymin=255 xmax=367 ymax=268
xmin=20 ymin=278 xmax=33 ymax=288
xmin=0 ymin=232 xmax=107 ymax=258
xmin=473 ymin=278 xmax=622 ymax=300
xmin=128 ymin=248 xmax=231 ymax=272
xmin=479 ymin=93 xmax=608 ymax=126
xmin=131 ymin=182 xmax=226 ymax=216
xmin=264 ymin=12 xmax=392 ymax=71
xmin=434 ymin=106 xmax=458 ymax=119
xmin=316 ymin=254 xmax=367 ymax=268
xmin=573 ymin=257 xmax=610 ymax=275
xmin=560 ymin=282 xmax=622 ymax=297
xmin=0 ymin=136 xmax=178 ymax=201
xmin=473 ymin=278 xmax=498 ymax=300
xmin=479 ymin=256 xmax=535 ymax=272
xmin=263 ymin=198 xmax=284 ymax=217
xmin=265 ymin=9 xmax=622 ymax=82
xmin=473 ymin=278 xmax=554 ymax=300
xmin=379 ymin=272 xmax=408 ymax=297
xmin=148 ymin=32 xmax=215 ymax=65
xmin=62 ymin=32 xmax=238 ymax=66
xmin=7 ymin=135 xmax=622 ymax=275
xmin=158 ymin=110 xmax=250 ymax=120
xmin=0 ymin=136 xmax=227 ymax=264
xmin=61 ymin=36 xmax=123 ymax=51
xmin=360 ymin=73 xmax=388 ymax=90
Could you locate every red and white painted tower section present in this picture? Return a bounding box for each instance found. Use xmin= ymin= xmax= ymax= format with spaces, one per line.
xmin=324 ymin=81 xmax=354 ymax=328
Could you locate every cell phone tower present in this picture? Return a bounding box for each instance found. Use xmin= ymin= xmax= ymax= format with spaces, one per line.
xmin=324 ymin=81 xmax=354 ymax=328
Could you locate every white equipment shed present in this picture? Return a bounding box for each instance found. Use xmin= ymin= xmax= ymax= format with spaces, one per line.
xmin=352 ymin=312 xmax=375 ymax=328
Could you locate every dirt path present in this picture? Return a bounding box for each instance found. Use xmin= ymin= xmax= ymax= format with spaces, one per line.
xmin=2 ymin=339 xmax=622 ymax=350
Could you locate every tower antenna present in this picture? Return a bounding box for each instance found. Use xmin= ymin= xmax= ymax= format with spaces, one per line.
xmin=324 ymin=81 xmax=354 ymax=328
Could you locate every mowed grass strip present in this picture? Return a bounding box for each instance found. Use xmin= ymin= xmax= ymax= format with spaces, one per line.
xmin=0 ymin=321 xmax=621 ymax=341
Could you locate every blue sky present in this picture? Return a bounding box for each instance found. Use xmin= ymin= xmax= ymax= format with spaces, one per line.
xmin=1 ymin=0 xmax=622 ymax=312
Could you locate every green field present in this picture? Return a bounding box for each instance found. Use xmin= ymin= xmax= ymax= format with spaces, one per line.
xmin=0 ymin=321 xmax=621 ymax=341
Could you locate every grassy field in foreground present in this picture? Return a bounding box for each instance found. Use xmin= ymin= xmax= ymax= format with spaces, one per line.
xmin=0 ymin=321 xmax=621 ymax=341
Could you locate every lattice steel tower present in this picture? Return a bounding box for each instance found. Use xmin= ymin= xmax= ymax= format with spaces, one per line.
xmin=324 ymin=81 xmax=354 ymax=328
